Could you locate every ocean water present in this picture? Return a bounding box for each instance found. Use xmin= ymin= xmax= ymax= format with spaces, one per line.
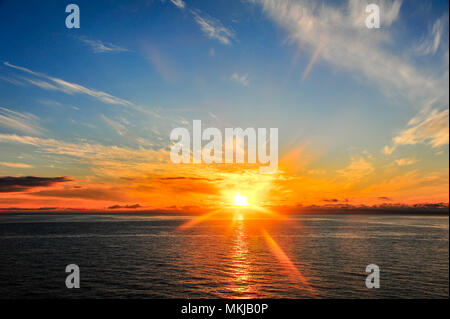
xmin=0 ymin=214 xmax=448 ymax=298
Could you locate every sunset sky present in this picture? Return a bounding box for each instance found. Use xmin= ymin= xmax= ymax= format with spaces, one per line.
xmin=0 ymin=0 xmax=448 ymax=211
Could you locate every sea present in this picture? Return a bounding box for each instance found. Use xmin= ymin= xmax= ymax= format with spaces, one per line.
xmin=0 ymin=213 xmax=448 ymax=298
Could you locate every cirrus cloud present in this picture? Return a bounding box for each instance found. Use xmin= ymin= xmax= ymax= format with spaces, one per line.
xmin=191 ymin=10 xmax=235 ymax=45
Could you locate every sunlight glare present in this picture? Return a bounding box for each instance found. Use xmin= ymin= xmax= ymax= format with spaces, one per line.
xmin=233 ymin=193 xmax=249 ymax=207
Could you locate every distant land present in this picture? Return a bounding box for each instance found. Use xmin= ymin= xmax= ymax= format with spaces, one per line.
xmin=0 ymin=203 xmax=448 ymax=215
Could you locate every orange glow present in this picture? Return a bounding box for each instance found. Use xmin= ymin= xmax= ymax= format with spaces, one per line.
xmin=1 ymin=148 xmax=447 ymax=211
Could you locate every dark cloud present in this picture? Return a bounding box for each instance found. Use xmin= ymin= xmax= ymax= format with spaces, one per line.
xmin=0 ymin=207 xmax=58 ymax=211
xmin=322 ymin=198 xmax=339 ymax=202
xmin=377 ymin=196 xmax=392 ymax=201
xmin=413 ymin=203 xmax=448 ymax=209
xmin=158 ymin=176 xmax=222 ymax=181
xmin=31 ymin=187 xmax=128 ymax=201
xmin=108 ymin=204 xmax=142 ymax=209
xmin=0 ymin=176 xmax=71 ymax=192
xmin=274 ymin=202 xmax=449 ymax=215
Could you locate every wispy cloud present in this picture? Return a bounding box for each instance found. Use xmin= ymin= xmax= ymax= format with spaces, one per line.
xmin=230 ymin=72 xmax=249 ymax=87
xmin=0 ymin=76 xmax=26 ymax=86
xmin=169 ymin=0 xmax=185 ymax=9
xmin=191 ymin=10 xmax=235 ymax=45
xmin=0 ymin=107 xmax=44 ymax=135
xmin=78 ymin=36 xmax=130 ymax=54
xmin=395 ymin=157 xmax=419 ymax=166
xmin=101 ymin=114 xmax=128 ymax=136
xmin=20 ymin=77 xmax=59 ymax=90
xmin=167 ymin=1 xmax=234 ymax=45
xmin=395 ymin=107 xmax=449 ymax=147
xmin=4 ymin=62 xmax=164 ymax=122
xmin=415 ymin=16 xmax=447 ymax=56
xmin=37 ymin=99 xmax=63 ymax=108
xmin=253 ymin=0 xmax=449 ymax=161
xmin=0 ymin=162 xmax=33 ymax=169
xmin=0 ymin=133 xmax=168 ymax=163
xmin=101 ymin=114 xmax=150 ymax=145
xmin=4 ymin=62 xmax=134 ymax=107
xmin=385 ymin=107 xmax=449 ymax=153
xmin=337 ymin=156 xmax=374 ymax=180
xmin=252 ymin=0 xmax=448 ymax=105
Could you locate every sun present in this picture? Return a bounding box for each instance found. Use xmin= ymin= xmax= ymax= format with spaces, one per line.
xmin=233 ymin=193 xmax=249 ymax=207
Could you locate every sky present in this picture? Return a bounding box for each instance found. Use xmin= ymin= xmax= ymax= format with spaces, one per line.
xmin=0 ymin=0 xmax=448 ymax=212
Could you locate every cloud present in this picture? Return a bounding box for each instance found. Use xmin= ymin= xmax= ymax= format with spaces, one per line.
xmin=152 ymin=175 xmax=220 ymax=195
xmin=169 ymin=0 xmax=185 ymax=9
xmin=20 ymin=77 xmax=59 ymax=90
xmin=101 ymin=114 xmax=128 ymax=136
xmin=37 ymin=99 xmax=63 ymax=108
xmin=386 ymin=107 xmax=449 ymax=152
xmin=78 ymin=36 xmax=130 ymax=54
xmin=0 ymin=76 xmax=26 ymax=86
xmin=4 ymin=62 xmax=134 ymax=107
xmin=251 ymin=0 xmax=448 ymax=159
xmin=0 ymin=133 xmax=168 ymax=163
xmin=338 ymin=156 xmax=374 ymax=180
xmin=395 ymin=157 xmax=419 ymax=166
xmin=0 ymin=106 xmax=44 ymax=135
xmin=101 ymin=114 xmax=150 ymax=145
xmin=191 ymin=10 xmax=235 ymax=45
xmin=108 ymin=204 xmax=142 ymax=209
xmin=0 ymin=176 xmax=71 ymax=192
xmin=31 ymin=186 xmax=130 ymax=201
xmin=362 ymin=169 xmax=449 ymax=204
xmin=415 ymin=16 xmax=447 ymax=56
xmin=158 ymin=176 xmax=221 ymax=181
xmin=251 ymin=0 xmax=448 ymax=105
xmin=382 ymin=145 xmax=396 ymax=155
xmin=0 ymin=207 xmax=59 ymax=211
xmin=230 ymin=72 xmax=249 ymax=87
xmin=0 ymin=162 xmax=33 ymax=169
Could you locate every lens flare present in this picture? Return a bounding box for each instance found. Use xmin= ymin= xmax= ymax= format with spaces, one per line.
xmin=262 ymin=229 xmax=316 ymax=297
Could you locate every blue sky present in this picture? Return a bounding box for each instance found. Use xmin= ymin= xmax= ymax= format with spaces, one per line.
xmin=0 ymin=0 xmax=448 ymax=209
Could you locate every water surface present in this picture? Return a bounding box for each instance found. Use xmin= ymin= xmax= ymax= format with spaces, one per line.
xmin=0 ymin=214 xmax=448 ymax=298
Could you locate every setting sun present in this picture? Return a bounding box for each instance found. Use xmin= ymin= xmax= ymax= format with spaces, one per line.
xmin=233 ymin=194 xmax=249 ymax=207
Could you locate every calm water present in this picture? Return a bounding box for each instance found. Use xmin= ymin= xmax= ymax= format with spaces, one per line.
xmin=0 ymin=214 xmax=448 ymax=298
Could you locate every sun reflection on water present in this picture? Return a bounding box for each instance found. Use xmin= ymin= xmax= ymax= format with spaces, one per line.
xmin=224 ymin=219 xmax=256 ymax=297
xmin=177 ymin=207 xmax=316 ymax=298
